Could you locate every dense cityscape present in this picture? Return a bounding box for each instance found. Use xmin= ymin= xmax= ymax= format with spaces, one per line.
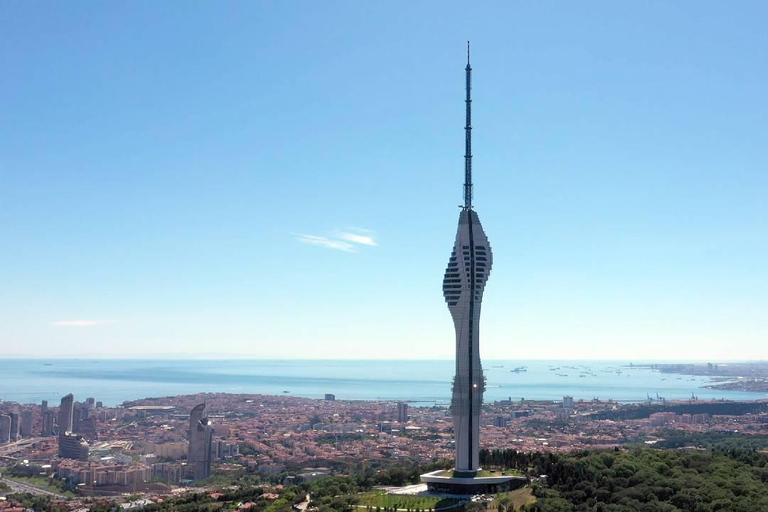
xmin=2 ymin=386 xmax=768 ymax=510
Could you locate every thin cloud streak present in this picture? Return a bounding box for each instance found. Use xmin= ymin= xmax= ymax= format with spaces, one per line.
xmin=344 ymin=226 xmax=374 ymax=234
xmin=336 ymin=231 xmax=377 ymax=246
xmin=295 ymin=234 xmax=356 ymax=252
xmin=294 ymin=227 xmax=377 ymax=252
xmin=52 ymin=320 xmax=114 ymax=327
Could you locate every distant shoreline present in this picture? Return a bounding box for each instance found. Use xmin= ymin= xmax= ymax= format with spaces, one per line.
xmin=3 ymin=359 xmax=767 ymax=407
xmin=1 ymin=357 xmax=764 ymax=362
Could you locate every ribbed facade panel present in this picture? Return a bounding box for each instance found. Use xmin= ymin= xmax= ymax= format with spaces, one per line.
xmin=443 ymin=209 xmax=492 ymax=472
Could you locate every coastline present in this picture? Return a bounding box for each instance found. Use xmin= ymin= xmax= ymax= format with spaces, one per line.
xmin=2 ymin=359 xmax=768 ymax=407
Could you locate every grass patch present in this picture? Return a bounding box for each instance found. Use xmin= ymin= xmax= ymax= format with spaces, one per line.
xmin=495 ymin=469 xmax=525 ymax=477
xmin=357 ymin=490 xmax=462 ymax=511
xmin=490 ymin=487 xmax=536 ymax=511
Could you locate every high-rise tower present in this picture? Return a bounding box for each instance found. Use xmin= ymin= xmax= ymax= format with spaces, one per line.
xmin=188 ymin=403 xmax=213 ymax=480
xmin=423 ymin=46 xmax=523 ymax=494
xmin=57 ymin=393 xmax=89 ymax=460
xmin=0 ymin=415 xmax=10 ymax=444
xmin=442 ymin=42 xmax=493 ymax=475
xmin=58 ymin=394 xmax=74 ymax=436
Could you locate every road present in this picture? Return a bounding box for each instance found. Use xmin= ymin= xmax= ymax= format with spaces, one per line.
xmin=0 ymin=438 xmax=42 ymax=459
xmin=293 ymin=493 xmax=311 ymax=511
xmin=1 ymin=476 xmax=69 ymax=500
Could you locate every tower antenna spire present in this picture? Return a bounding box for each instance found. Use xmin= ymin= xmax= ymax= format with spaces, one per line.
xmin=464 ymin=41 xmax=473 ymax=210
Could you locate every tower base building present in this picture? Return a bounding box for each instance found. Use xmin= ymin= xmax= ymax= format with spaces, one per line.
xmin=421 ymin=470 xmax=526 ymax=495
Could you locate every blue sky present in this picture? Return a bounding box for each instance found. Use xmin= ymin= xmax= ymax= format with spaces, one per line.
xmin=2 ymin=2 xmax=766 ymax=360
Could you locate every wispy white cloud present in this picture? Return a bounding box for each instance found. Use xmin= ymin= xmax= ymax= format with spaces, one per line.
xmin=295 ymin=234 xmax=356 ymax=252
xmin=295 ymin=227 xmax=377 ymax=252
xmin=344 ymin=226 xmax=374 ymax=234
xmin=53 ymin=320 xmax=113 ymax=327
xmin=335 ymin=231 xmax=377 ymax=246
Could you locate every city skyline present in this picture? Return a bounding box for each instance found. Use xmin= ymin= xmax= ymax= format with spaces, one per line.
xmin=2 ymin=2 xmax=767 ymax=361
xmin=3 ymin=382 xmax=768 ymax=508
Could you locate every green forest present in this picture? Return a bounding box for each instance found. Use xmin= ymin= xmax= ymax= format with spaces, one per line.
xmin=482 ymin=446 xmax=768 ymax=512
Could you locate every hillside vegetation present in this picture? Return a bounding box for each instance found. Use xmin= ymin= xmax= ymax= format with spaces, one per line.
xmin=482 ymin=447 xmax=768 ymax=512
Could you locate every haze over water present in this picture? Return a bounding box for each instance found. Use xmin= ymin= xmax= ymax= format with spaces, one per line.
xmin=2 ymin=359 xmax=765 ymax=407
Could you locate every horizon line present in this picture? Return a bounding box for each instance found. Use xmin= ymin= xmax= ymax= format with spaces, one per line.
xmin=0 ymin=356 xmax=764 ymax=363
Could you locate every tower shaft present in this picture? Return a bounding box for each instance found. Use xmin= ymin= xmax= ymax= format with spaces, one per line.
xmin=443 ymin=43 xmax=493 ymax=474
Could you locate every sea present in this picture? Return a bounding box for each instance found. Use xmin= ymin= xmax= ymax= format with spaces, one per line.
xmin=1 ymin=359 xmax=765 ymax=407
